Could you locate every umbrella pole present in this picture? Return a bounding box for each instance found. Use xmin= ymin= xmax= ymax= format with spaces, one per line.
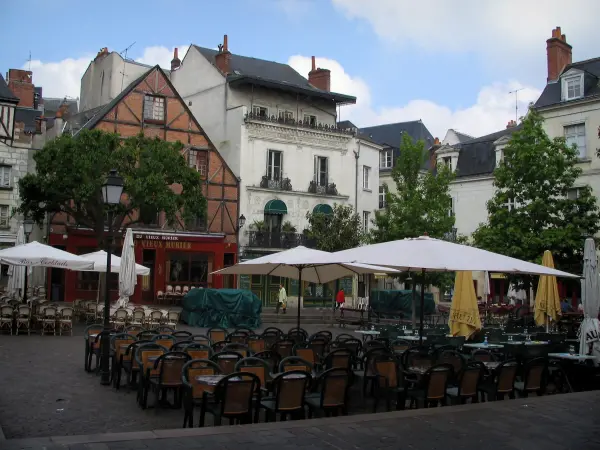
xmin=419 ymin=269 xmax=425 ymax=346
xmin=297 ymin=267 xmax=303 ymax=330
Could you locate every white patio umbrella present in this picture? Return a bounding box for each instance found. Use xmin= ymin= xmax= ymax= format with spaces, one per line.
xmin=7 ymin=225 xmax=26 ymax=299
xmin=482 ymin=271 xmax=490 ymax=304
xmin=0 ymin=241 xmax=94 ymax=270
xmin=117 ymin=228 xmax=138 ymax=308
xmin=579 ymin=238 xmax=600 ymax=358
xmin=212 ymin=246 xmax=398 ymax=329
xmin=334 ymin=236 xmax=579 ymax=344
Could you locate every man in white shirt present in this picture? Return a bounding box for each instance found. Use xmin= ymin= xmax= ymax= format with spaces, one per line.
xmin=277 ymin=284 xmax=287 ymax=314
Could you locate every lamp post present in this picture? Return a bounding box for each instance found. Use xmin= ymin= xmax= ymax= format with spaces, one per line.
xmin=99 ymin=169 xmax=124 ymax=386
xmin=22 ymin=218 xmax=34 ymax=303
xmin=237 ymin=214 xmax=246 ymax=231
xmin=235 ymin=214 xmax=246 ymax=288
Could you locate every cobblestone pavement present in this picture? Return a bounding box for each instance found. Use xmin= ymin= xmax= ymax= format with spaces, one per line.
xmin=3 ymin=391 xmax=600 ymax=449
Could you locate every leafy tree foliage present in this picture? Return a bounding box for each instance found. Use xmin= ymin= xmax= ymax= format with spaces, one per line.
xmin=18 ymin=129 xmax=206 ymax=244
xmin=473 ymin=109 xmax=600 ymax=286
xmin=305 ymin=204 xmax=363 ymax=252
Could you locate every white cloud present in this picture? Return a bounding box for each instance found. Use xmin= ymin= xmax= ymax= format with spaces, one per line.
xmin=135 ymin=44 xmax=190 ymax=69
xmin=288 ymin=55 xmax=540 ymax=138
xmin=276 ymin=0 xmax=313 ymax=19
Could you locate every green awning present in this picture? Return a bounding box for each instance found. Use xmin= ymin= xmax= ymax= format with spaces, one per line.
xmin=264 ymin=199 xmax=288 ymax=215
xmin=313 ymin=203 xmax=333 ymax=216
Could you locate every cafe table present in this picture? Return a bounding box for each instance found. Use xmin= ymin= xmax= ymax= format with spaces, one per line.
xmin=463 ymin=343 xmax=504 ymax=349
xmin=548 ymin=353 xmax=598 ymax=362
xmin=354 ymin=330 xmax=380 ymax=343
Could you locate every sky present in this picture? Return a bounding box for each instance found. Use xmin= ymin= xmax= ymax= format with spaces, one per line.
xmin=1 ymin=0 xmax=599 ymax=139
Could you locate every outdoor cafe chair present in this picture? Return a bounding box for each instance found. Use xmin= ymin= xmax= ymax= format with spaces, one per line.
xmin=252 ymin=350 xmax=281 ymax=374
xmin=148 ymin=310 xmax=163 ymax=329
xmin=84 ymin=324 xmax=104 ymax=371
xmin=16 ymin=305 xmax=32 ymax=336
xmin=514 ymin=357 xmax=548 ymax=398
xmin=0 ymin=305 xmax=13 ymax=335
xmin=308 ymin=337 xmax=329 ymax=361
xmin=182 ymin=359 xmax=222 ymax=428
xmin=172 ymin=330 xmax=193 ymax=341
xmin=435 ymin=349 xmax=466 ymax=382
xmin=41 ymin=306 xmax=58 ymax=335
xmin=391 ymin=339 xmax=412 ymax=354
xmin=223 ymin=343 xmax=252 ymax=357
xmin=135 ymin=343 xmax=169 ymax=409
xmin=183 ymin=343 xmax=213 ymax=360
xmin=235 ymin=357 xmax=272 ymax=395
xmin=478 ymin=360 xmax=519 ymax=402
xmin=278 ymin=356 xmax=314 ymax=375
xmin=152 ymin=334 xmax=176 ymax=349
xmin=110 ymin=333 xmax=137 ymax=385
xmin=305 ymin=368 xmax=351 ymax=418
xmin=146 ymin=351 xmax=191 ymax=410
xmin=138 ymin=329 xmax=159 ymax=340
xmin=211 ymin=351 xmax=244 ymax=375
xmin=261 ymin=370 xmax=312 ymax=422
xmin=323 ymin=348 xmax=354 ymax=371
xmin=87 ymin=329 xmax=117 ymax=373
xmin=198 ymin=372 xmax=262 ymax=427
xmin=212 ymin=340 xmax=229 ymax=353
xmin=248 ymin=336 xmax=266 ymax=354
xmin=310 ymin=330 xmax=333 ymax=343
xmin=471 ymin=349 xmax=497 ymax=362
xmin=125 ymin=325 xmax=145 ymax=337
xmin=58 ymin=307 xmax=74 ymax=336
xmin=405 ymin=363 xmax=454 ymax=409
xmin=261 ymin=327 xmax=283 ymax=348
xmin=234 ymin=327 xmax=255 ymax=336
xmin=164 ymin=311 xmax=180 ymax=329
xmin=373 ymin=354 xmax=406 ymax=412
xmin=116 ymin=339 xmax=153 ymax=390
xmin=190 ymin=334 xmax=212 ymax=346
xmin=207 ymin=327 xmax=228 ymax=343
xmin=446 ymin=361 xmax=485 ymax=405
xmin=286 ymin=328 xmax=308 ymax=344
xmin=85 ymin=302 xmax=99 ymax=324
xmin=112 ymin=308 xmax=129 ymax=331
xmin=336 ymin=337 xmax=362 ymax=360
xmin=357 ymin=347 xmax=394 ymax=397
xmin=130 ymin=308 xmax=145 ymax=327
xmin=156 ymin=325 xmax=175 ymax=334
xmin=227 ymin=331 xmax=250 ymax=344
xmin=293 ymin=343 xmax=318 ymax=368
xmin=272 ymin=338 xmax=296 ymax=359
xmin=334 ymin=333 xmax=355 ymax=342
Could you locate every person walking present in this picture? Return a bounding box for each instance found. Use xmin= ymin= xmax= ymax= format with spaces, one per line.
xmin=277 ymin=283 xmax=287 ymax=314
xmin=336 ymin=288 xmax=345 ymax=309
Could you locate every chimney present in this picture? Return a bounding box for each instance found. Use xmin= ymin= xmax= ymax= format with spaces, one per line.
xmin=433 ymin=137 xmax=440 ymax=145
xmin=308 ymin=56 xmax=331 ymax=91
xmin=506 ymin=119 xmax=517 ymax=129
xmin=55 ymin=99 xmax=70 ymax=119
xmin=7 ymin=69 xmax=34 ymax=108
xmin=171 ymin=48 xmax=181 ymax=71
xmin=215 ymin=35 xmax=231 ymax=75
xmin=94 ymin=47 xmax=109 ymax=62
xmin=546 ymin=27 xmax=572 ymax=82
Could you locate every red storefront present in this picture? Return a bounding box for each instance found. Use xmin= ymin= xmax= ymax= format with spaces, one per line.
xmin=47 ymin=229 xmax=237 ymax=304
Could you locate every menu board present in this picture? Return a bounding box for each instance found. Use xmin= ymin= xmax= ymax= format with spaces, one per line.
xmin=340 ymin=277 xmax=353 ymax=294
xmin=239 ymin=274 xmax=250 ymax=290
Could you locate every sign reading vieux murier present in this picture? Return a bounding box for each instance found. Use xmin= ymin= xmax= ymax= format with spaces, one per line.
xmin=133 ymin=233 xmax=192 ymax=250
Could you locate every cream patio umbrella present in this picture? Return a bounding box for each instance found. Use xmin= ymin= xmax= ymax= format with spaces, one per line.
xmin=534 ymin=250 xmax=561 ymax=327
xmin=449 ymin=271 xmax=482 ymax=338
xmin=579 ymin=238 xmax=600 ymax=358
xmin=213 ymin=246 xmax=398 ymax=330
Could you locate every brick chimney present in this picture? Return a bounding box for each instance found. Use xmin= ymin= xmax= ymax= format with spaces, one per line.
xmin=308 ymin=56 xmax=331 ymax=91
xmin=7 ymin=69 xmax=34 ymax=108
xmin=546 ymin=27 xmax=572 ymax=82
xmin=433 ymin=137 xmax=440 ymax=145
xmin=506 ymin=119 xmax=517 ymax=129
xmin=171 ymin=48 xmax=181 ymax=71
xmin=55 ymin=99 xmax=70 ymax=119
xmin=94 ymin=47 xmax=109 ymax=62
xmin=215 ymin=35 xmax=231 ymax=75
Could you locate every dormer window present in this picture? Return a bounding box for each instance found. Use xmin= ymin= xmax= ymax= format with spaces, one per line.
xmin=561 ymin=72 xmax=584 ymax=101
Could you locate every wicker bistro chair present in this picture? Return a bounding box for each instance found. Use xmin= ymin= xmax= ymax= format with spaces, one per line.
xmin=172 ymin=330 xmax=193 ymax=342
xmin=373 ymin=355 xmax=406 ymax=412
xmin=405 ymin=364 xmax=454 ymax=409
xmin=130 ymin=308 xmax=145 ymax=327
xmin=41 ymin=306 xmax=58 ymax=335
xmin=110 ymin=333 xmax=137 ymax=385
xmin=198 ymin=372 xmax=262 ymax=427
xmin=182 ymin=359 xmax=223 ymax=428
xmin=152 ymin=334 xmax=177 ymax=350
xmin=146 ymin=352 xmax=191 ymax=410
xmin=15 ymin=305 xmax=32 ymax=335
xmin=112 ymin=308 xmax=129 ymax=331
xmin=84 ymin=324 xmax=104 ymax=371
xmin=261 ymin=370 xmax=312 ymax=422
xmin=273 ymin=338 xmax=296 ymax=359
xmin=147 ymin=310 xmax=164 ymax=329
xmin=514 ymin=358 xmax=548 ymax=398
xmin=58 ymin=307 xmax=74 ymax=336
xmin=0 ymin=305 xmax=14 ymax=335
xmin=164 ymin=310 xmax=180 ymax=329
xmin=207 ymin=327 xmax=228 ymax=343
xmin=85 ymin=302 xmax=100 ymax=324
xmin=446 ymin=362 xmax=485 ymax=405
xmin=478 ymin=360 xmax=519 ymax=402
xmin=222 ymin=343 xmax=252 ymax=357
xmin=235 ymin=357 xmax=272 ymax=395
xmin=115 ymin=339 xmax=153 ymax=390
xmin=135 ymin=343 xmax=169 ymax=408
xmin=305 ymin=368 xmax=352 ymax=418
xmin=183 ymin=343 xmax=214 ymax=360
xmin=125 ymin=325 xmax=145 ymax=337
xmin=211 ymin=351 xmax=244 ymax=375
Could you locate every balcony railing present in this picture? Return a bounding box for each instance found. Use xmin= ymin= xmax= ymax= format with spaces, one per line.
xmin=259 ymin=176 xmax=292 ymax=191
xmin=308 ymin=180 xmax=338 ymax=196
xmin=443 ymin=228 xmax=458 ymax=242
xmin=247 ymin=231 xmax=316 ymax=249
xmin=244 ymin=112 xmax=355 ymax=136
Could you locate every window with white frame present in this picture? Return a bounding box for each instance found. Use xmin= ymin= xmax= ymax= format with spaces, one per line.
xmin=252 ymin=105 xmax=269 ymax=118
xmin=143 ymin=95 xmax=165 ymax=122
xmin=564 ymin=123 xmax=587 ymax=159
xmin=0 ymin=205 xmax=9 ymax=227
xmin=564 ymin=76 xmax=583 ymax=100
xmin=567 ymin=187 xmax=582 ymax=200
xmin=267 ymin=150 xmax=283 ymax=181
xmin=379 ymin=185 xmax=387 ymax=209
xmin=314 ymin=156 xmax=328 ymax=186
xmin=503 ymin=197 xmax=517 ymax=211
xmin=380 ymin=150 xmax=392 ymax=169
xmin=188 ymin=149 xmax=208 ymax=177
xmin=278 ymin=110 xmax=294 ymax=121
xmin=363 ymin=211 xmax=370 ymax=232
xmin=303 ymin=114 xmax=317 ymax=126
xmin=442 ymin=156 xmax=452 ymax=169
xmin=0 ymin=166 xmax=11 ymax=188
xmin=363 ymin=166 xmax=371 ymax=190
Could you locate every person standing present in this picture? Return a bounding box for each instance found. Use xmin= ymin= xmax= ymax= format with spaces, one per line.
xmin=336 ymin=288 xmax=345 ymax=309
xmin=277 ymin=283 xmax=287 ymax=314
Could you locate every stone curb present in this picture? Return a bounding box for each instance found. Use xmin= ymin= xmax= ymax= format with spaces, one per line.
xmin=5 ymin=391 xmax=593 ymax=447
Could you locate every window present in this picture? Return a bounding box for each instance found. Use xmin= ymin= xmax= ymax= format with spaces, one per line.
xmin=168 ymin=252 xmax=210 ymax=286
xmin=564 ymin=123 xmax=586 ymax=159
xmin=449 ymin=197 xmax=455 ymax=217
xmin=379 ymin=185 xmax=387 ymax=209
xmin=314 ymin=156 xmax=328 ymax=186
xmin=0 ymin=166 xmax=11 ymax=187
xmin=0 ymin=205 xmax=8 ymax=227
xmin=363 ymin=211 xmax=370 ymax=232
xmin=303 ymin=114 xmax=317 ymax=126
xmin=278 ymin=110 xmax=293 ymax=121
xmin=503 ymin=198 xmax=517 ymax=212
xmin=186 ymin=213 xmax=207 ymax=231
xmin=267 ymin=150 xmax=283 ymax=181
xmin=143 ymin=95 xmax=165 ymax=122
xmin=380 ymin=150 xmax=392 ymax=169
xmin=188 ymin=149 xmax=208 ymax=177
xmin=565 ymin=76 xmax=583 ymax=100
xmin=139 ymin=205 xmax=160 ymax=226
xmin=442 ymin=156 xmax=452 ymax=168
xmin=252 ymin=105 xmax=269 ymax=118
xmin=567 ymin=188 xmax=582 ymax=200
xmin=363 ymin=166 xmax=371 ymax=190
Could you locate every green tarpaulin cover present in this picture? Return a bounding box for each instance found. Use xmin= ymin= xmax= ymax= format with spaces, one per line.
xmin=181 ymin=288 xmax=262 ymax=329
xmin=370 ymin=290 xmax=436 ymax=316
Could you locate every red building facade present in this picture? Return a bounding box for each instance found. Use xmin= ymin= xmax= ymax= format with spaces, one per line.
xmin=48 ymin=65 xmax=239 ymax=303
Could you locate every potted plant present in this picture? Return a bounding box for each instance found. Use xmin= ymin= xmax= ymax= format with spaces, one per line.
xmin=282 ymin=177 xmax=292 ymax=191
xmin=260 ymin=175 xmax=269 ymax=188
xmin=308 ymin=180 xmax=317 ymax=194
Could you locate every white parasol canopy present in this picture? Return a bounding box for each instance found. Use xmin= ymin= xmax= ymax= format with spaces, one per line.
xmin=7 ymin=225 xmax=26 ymax=299
xmin=78 ymin=250 xmax=150 ymax=276
xmin=333 ymin=236 xmax=579 ymax=278
xmin=579 ymin=238 xmax=600 ymax=358
xmin=0 ymin=241 xmax=94 ymax=270
xmin=116 ymin=228 xmax=138 ymax=308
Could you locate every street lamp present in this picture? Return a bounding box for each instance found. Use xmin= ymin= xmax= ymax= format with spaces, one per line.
xmin=99 ymin=169 xmax=124 ymax=386
xmin=237 ymin=214 xmax=246 ymax=230
xmin=22 ymin=218 xmax=34 ymax=303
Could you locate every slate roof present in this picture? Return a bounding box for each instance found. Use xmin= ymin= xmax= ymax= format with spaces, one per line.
xmin=14 ymin=108 xmax=42 ymax=133
xmin=454 ymin=125 xmax=522 ymax=178
xmin=0 ymin=74 xmax=19 ymax=104
xmin=534 ymin=57 xmax=600 ymax=108
xmin=454 ymin=130 xmax=475 ymax=143
xmin=359 ymin=120 xmax=434 ymax=149
xmin=43 ymin=97 xmax=79 ymax=118
xmin=337 ymin=120 xmax=357 ymax=130
xmin=193 ymin=46 xmax=356 ymax=104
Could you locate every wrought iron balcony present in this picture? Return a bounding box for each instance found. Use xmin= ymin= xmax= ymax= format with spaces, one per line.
xmin=308 ymin=180 xmax=338 ymax=196
xmin=259 ymin=176 xmax=292 ymax=191
xmin=247 ymin=231 xmax=316 ymax=249
xmin=443 ymin=228 xmax=458 ymax=242
xmin=244 ymin=112 xmax=354 ymax=136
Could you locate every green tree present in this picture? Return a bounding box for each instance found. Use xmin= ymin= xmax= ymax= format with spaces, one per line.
xmin=305 ymin=203 xmax=363 ymax=252
xmin=473 ymin=108 xmax=600 ymax=291
xmin=18 ymin=129 xmax=206 ymax=244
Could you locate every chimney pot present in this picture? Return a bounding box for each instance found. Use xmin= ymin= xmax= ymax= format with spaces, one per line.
xmin=311 ymin=56 xmax=316 ymax=71
xmin=215 ymin=35 xmax=232 ymax=75
xmin=171 ymin=47 xmax=181 ymax=71
xmin=546 ymin=26 xmax=572 ymax=82
xmin=223 ymin=35 xmax=228 ymax=52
